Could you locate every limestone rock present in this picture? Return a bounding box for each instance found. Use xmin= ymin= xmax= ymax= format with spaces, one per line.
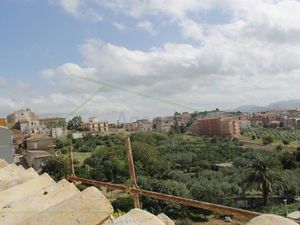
xmin=0 ymin=179 xmax=79 ymax=225
xmin=157 ymin=213 xmax=175 ymax=225
xmin=109 ymin=208 xmax=166 ymax=225
xmin=246 ymin=214 xmax=298 ymax=225
xmin=0 ymin=159 xmax=8 ymax=169
xmin=0 ymin=167 xmax=39 ymax=191
xmin=0 ymin=173 xmax=55 ymax=208
xmin=24 ymin=186 xmax=114 ymax=225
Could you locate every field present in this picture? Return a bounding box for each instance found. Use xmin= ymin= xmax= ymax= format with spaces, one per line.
xmin=241 ymin=126 xmax=300 ymax=151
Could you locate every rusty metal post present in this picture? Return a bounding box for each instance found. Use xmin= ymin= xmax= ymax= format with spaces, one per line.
xmin=68 ymin=146 xmax=75 ymax=176
xmin=125 ymin=136 xmax=140 ymax=208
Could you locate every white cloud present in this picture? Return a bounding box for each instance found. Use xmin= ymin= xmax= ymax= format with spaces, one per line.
xmin=99 ymin=0 xmax=213 ymax=19
xmin=52 ymin=0 xmax=82 ymax=15
xmin=136 ymin=20 xmax=156 ymax=35
xmin=113 ymin=21 xmax=126 ymax=31
xmin=52 ymin=0 xmax=102 ymax=21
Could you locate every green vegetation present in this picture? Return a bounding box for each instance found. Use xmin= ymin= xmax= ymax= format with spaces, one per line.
xmin=41 ymin=156 xmax=69 ymax=181
xmin=262 ymin=135 xmax=274 ymax=145
xmin=242 ymin=126 xmax=300 ymax=142
xmin=67 ymin=116 xmax=83 ymax=131
xmin=243 ymin=152 xmax=283 ymax=205
xmin=43 ymin=132 xmax=300 ymax=222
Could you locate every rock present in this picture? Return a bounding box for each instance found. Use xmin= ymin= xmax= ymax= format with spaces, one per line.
xmin=0 ymin=173 xmax=55 ymax=208
xmin=24 ymin=186 xmax=114 ymax=225
xmin=109 ymin=208 xmax=166 ymax=225
xmin=0 ymin=159 xmax=8 ymax=169
xmin=157 ymin=213 xmax=175 ymax=225
xmin=0 ymin=179 xmax=79 ymax=225
xmin=246 ymin=214 xmax=298 ymax=225
xmin=0 ymin=167 xmax=39 ymax=191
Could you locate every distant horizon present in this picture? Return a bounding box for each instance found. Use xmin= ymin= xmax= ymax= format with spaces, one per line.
xmin=2 ymin=98 xmax=300 ymax=124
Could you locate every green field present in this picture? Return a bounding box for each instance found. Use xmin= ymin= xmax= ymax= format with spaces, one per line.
xmin=241 ymin=126 xmax=300 ymax=151
xmin=242 ymin=126 xmax=300 ymax=141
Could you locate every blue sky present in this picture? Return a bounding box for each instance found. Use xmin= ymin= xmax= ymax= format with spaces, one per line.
xmin=1 ymin=0 xmax=300 ymax=121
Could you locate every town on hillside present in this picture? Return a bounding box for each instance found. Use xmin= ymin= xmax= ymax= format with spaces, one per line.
xmin=1 ymin=107 xmax=300 ymax=172
xmin=1 ymin=106 xmax=300 ymax=224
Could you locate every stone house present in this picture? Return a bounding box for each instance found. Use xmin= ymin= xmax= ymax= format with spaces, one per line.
xmin=81 ymin=117 xmax=109 ymax=132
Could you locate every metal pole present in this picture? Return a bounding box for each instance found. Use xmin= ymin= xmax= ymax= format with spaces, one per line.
xmin=125 ymin=136 xmax=140 ymax=208
xmin=68 ymin=146 xmax=75 ymax=176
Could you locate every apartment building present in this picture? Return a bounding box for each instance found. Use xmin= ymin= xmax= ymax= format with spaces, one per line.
xmin=191 ymin=117 xmax=240 ymax=137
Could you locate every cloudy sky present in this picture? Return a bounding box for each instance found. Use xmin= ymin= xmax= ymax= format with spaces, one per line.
xmin=1 ymin=0 xmax=300 ymax=122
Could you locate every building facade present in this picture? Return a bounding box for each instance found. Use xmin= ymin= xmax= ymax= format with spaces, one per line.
xmin=0 ymin=118 xmax=6 ymax=127
xmin=174 ymin=112 xmax=191 ymax=126
xmin=81 ymin=117 xmax=109 ymax=132
xmin=191 ymin=117 xmax=240 ymax=137
xmin=136 ymin=119 xmax=152 ymax=131
xmin=153 ymin=116 xmax=174 ymax=132
xmin=19 ymin=119 xmax=40 ymax=137
xmin=39 ymin=117 xmax=66 ymax=137
xmin=7 ymin=108 xmax=39 ymax=125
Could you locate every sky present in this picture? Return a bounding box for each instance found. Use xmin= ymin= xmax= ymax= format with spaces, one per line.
xmin=1 ymin=0 xmax=300 ymax=122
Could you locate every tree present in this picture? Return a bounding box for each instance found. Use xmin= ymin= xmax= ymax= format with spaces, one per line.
xmin=67 ymin=116 xmax=82 ymax=131
xmin=138 ymin=176 xmax=190 ymax=218
xmin=243 ymin=152 xmax=283 ymax=206
xmin=282 ymin=139 xmax=290 ymax=145
xmin=262 ymin=135 xmax=273 ymax=145
xmin=281 ymin=152 xmax=297 ymax=169
xmin=83 ymin=146 xmax=129 ymax=183
xmin=41 ymin=156 xmax=69 ymax=181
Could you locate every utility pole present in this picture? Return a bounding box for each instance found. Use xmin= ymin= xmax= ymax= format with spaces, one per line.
xmin=125 ymin=136 xmax=140 ymax=208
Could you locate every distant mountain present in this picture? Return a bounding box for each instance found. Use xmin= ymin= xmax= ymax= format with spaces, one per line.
xmin=231 ymin=99 xmax=300 ymax=112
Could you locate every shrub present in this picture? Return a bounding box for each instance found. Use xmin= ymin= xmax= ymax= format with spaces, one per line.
xmin=112 ymin=197 xmax=134 ymax=212
xmin=252 ymin=135 xmax=256 ymax=140
xmin=282 ymin=139 xmax=290 ymax=145
xmin=262 ymin=135 xmax=273 ymax=145
xmin=275 ymin=145 xmax=283 ymax=150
